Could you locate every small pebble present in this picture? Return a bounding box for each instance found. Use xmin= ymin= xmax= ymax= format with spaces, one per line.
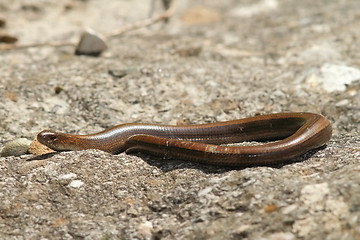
xmin=0 ymin=18 xmax=6 ymax=28
xmin=0 ymin=34 xmax=18 ymax=44
xmin=108 ymin=68 xmax=138 ymax=79
xmin=1 ymin=138 xmax=32 ymax=157
xmin=75 ymin=28 xmax=107 ymax=56
xmin=108 ymin=69 xmax=128 ymax=79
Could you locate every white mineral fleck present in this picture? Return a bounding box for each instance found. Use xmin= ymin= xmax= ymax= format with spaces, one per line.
xmin=68 ymin=180 xmax=84 ymax=188
xmin=230 ymin=0 xmax=278 ymax=17
xmin=320 ymin=64 xmax=360 ymax=92
xmin=58 ymin=173 xmax=77 ymax=180
xmin=198 ymin=186 xmax=213 ymax=196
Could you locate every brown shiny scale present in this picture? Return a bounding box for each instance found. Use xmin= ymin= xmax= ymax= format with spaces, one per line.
xmin=37 ymin=112 xmax=332 ymax=167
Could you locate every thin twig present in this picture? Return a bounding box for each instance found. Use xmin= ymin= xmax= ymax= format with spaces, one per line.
xmin=0 ymin=41 xmax=74 ymax=50
xmin=107 ymin=0 xmax=175 ymax=38
xmin=0 ymin=0 xmax=176 ymax=51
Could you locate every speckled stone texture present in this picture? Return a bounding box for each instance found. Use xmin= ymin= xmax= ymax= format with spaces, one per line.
xmin=0 ymin=0 xmax=359 ymax=239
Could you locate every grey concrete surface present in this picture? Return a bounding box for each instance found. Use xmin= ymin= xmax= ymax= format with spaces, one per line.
xmin=0 ymin=0 xmax=359 ymax=239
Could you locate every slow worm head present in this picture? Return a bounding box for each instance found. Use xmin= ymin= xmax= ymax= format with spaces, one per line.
xmin=37 ymin=112 xmax=332 ymax=166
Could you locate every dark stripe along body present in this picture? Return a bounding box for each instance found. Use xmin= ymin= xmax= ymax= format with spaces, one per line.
xmin=37 ymin=112 xmax=332 ymax=166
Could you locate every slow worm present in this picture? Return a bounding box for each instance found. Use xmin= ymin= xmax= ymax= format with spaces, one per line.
xmin=37 ymin=112 xmax=332 ymax=166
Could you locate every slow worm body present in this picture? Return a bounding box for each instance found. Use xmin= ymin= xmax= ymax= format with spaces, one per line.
xmin=37 ymin=112 xmax=332 ymax=166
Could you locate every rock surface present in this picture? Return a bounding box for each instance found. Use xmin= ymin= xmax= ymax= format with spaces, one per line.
xmin=0 ymin=0 xmax=359 ymax=239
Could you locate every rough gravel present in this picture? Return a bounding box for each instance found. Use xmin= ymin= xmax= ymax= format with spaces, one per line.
xmin=0 ymin=0 xmax=359 ymax=239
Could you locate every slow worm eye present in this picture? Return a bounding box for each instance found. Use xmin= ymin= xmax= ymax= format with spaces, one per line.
xmin=48 ymin=135 xmax=57 ymax=141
